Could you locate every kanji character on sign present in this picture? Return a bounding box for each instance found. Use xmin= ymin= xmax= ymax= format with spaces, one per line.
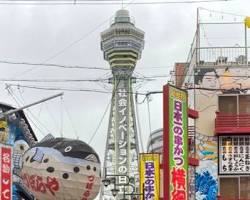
xmin=118 ymin=99 xmax=127 ymax=107
xmin=171 ymin=168 xmax=186 ymax=190
xmin=172 ymin=189 xmax=186 ymax=200
xmin=118 ymin=89 xmax=127 ymax=98
xmin=120 ymin=149 xmax=127 ymax=156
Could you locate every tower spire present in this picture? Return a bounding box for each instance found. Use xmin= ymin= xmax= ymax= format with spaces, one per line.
xmin=100 ymin=9 xmax=144 ymax=199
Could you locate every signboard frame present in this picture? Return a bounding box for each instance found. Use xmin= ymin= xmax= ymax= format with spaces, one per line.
xmin=163 ymin=84 xmax=188 ymax=200
xmin=139 ymin=153 xmax=160 ymax=200
xmin=0 ymin=143 xmax=12 ymax=200
xmin=219 ymin=135 xmax=250 ymax=175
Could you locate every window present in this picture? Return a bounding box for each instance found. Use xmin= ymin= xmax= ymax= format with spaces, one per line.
xmin=239 ymin=95 xmax=250 ymax=114
xmin=220 ymin=177 xmax=239 ymax=198
xmin=219 ymin=95 xmax=237 ymax=114
xmin=219 ymin=94 xmax=250 ymax=114
xmin=240 ymin=177 xmax=250 ymax=198
xmin=220 ymin=177 xmax=250 ymax=198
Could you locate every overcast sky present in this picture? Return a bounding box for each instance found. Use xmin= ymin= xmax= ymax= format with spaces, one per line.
xmin=0 ymin=0 xmax=249 ymax=162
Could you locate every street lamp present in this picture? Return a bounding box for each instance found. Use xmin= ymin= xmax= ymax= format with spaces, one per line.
xmin=123 ymin=183 xmax=145 ymax=200
xmin=102 ymin=178 xmax=111 ymax=187
xmin=111 ymin=187 xmax=119 ymax=197
xmin=101 ymin=174 xmax=143 ymax=199
xmin=102 ymin=174 xmax=130 ymax=197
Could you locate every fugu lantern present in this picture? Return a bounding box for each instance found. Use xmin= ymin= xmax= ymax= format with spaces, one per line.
xmin=20 ymin=136 xmax=101 ymax=200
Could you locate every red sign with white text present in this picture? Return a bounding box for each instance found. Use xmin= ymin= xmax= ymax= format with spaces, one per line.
xmin=0 ymin=145 xmax=12 ymax=200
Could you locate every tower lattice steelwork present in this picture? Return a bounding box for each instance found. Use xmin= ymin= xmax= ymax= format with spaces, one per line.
xmin=101 ymin=9 xmax=145 ymax=199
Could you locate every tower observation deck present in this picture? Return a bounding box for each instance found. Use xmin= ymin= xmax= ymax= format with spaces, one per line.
xmin=100 ymin=9 xmax=144 ymax=199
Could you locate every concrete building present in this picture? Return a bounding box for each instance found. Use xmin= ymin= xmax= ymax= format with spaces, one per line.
xmin=173 ymin=17 xmax=250 ymax=199
xmin=146 ymin=13 xmax=250 ymax=200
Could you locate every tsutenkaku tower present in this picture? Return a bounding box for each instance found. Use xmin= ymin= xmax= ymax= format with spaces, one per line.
xmin=100 ymin=9 xmax=145 ymax=199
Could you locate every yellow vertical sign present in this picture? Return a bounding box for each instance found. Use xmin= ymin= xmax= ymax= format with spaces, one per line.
xmin=245 ymin=17 xmax=250 ymax=28
xmin=139 ymin=153 xmax=160 ymax=200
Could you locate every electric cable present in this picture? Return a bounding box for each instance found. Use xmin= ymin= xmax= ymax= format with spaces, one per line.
xmin=60 ymin=95 xmax=64 ymax=137
xmin=88 ymin=100 xmax=111 ymax=144
xmin=0 ymin=0 xmax=233 ymax=5
xmin=199 ymin=6 xmax=247 ymax=17
xmin=6 ymin=87 xmax=48 ymax=137
xmin=0 ymin=60 xmax=109 ymax=70
xmin=0 ymin=78 xmax=109 ymax=83
xmin=135 ymin=92 xmax=144 ymax=152
xmin=62 ymin=98 xmax=80 ymax=139
xmin=17 ymin=88 xmax=56 ymax=136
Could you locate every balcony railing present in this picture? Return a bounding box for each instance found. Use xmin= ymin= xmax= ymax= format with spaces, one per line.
xmin=197 ymin=46 xmax=250 ymax=66
xmin=215 ymin=112 xmax=250 ymax=134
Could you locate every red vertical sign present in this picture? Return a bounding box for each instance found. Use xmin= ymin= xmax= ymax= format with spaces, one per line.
xmin=0 ymin=145 xmax=12 ymax=200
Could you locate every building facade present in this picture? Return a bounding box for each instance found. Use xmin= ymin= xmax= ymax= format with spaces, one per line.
xmin=178 ymin=19 xmax=250 ymax=199
xmin=147 ymin=16 xmax=250 ymax=200
xmin=0 ymin=102 xmax=37 ymax=200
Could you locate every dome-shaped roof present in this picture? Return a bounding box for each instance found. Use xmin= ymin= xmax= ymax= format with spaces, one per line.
xmin=114 ymin=9 xmax=131 ymax=23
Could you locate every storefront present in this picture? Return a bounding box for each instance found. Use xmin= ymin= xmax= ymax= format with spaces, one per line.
xmin=0 ymin=102 xmax=37 ymax=200
xmin=218 ymin=135 xmax=250 ymax=199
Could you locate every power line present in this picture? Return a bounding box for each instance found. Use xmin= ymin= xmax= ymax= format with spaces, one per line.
xmin=0 ymin=60 xmax=109 ymax=70
xmin=88 ymin=100 xmax=111 ymax=144
xmin=7 ymin=83 xmax=151 ymax=95
xmin=1 ymin=78 xmax=109 ymax=83
xmin=0 ymin=59 xmax=175 ymax=71
xmin=11 ymin=0 xmax=140 ymax=79
xmin=15 ymin=15 xmax=112 ymax=78
xmin=6 ymin=87 xmax=48 ymax=136
xmin=3 ymin=73 xmax=250 ymax=83
xmin=4 ymin=72 xmax=250 ymax=85
xmin=7 ymin=84 xmax=112 ymax=94
xmin=199 ymin=6 xmax=247 ymax=17
xmin=0 ymin=0 xmax=233 ymax=5
xmin=62 ymin=98 xmax=80 ymax=139
xmin=9 ymin=82 xmax=250 ymax=98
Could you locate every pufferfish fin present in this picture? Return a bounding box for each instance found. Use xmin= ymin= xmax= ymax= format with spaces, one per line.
xmin=40 ymin=133 xmax=55 ymax=143
xmin=85 ymin=154 xmax=98 ymax=162
xmin=31 ymin=148 xmax=44 ymax=163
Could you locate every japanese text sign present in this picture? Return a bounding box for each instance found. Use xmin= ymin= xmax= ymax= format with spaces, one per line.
xmin=0 ymin=144 xmax=12 ymax=200
xmin=163 ymin=85 xmax=188 ymax=200
xmin=219 ymin=135 xmax=250 ymax=174
xmin=139 ymin=153 xmax=160 ymax=200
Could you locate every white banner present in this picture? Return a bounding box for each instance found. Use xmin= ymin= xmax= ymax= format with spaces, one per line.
xmin=219 ymin=135 xmax=250 ymax=174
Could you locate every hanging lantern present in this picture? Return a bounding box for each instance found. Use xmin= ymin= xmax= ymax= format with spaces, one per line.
xmin=20 ymin=136 xmax=101 ymax=200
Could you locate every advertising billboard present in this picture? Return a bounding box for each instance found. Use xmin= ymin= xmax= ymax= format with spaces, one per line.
xmin=219 ymin=135 xmax=250 ymax=175
xmin=0 ymin=144 xmax=12 ymax=200
xmin=163 ymin=85 xmax=188 ymax=200
xmin=139 ymin=153 xmax=160 ymax=200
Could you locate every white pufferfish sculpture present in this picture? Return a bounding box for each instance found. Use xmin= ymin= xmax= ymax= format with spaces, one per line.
xmin=20 ymin=135 xmax=101 ymax=200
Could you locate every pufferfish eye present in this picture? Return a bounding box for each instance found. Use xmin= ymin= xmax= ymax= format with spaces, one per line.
xmin=64 ymin=146 xmax=72 ymax=152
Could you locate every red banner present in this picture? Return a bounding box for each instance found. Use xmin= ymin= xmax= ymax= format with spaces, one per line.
xmin=0 ymin=145 xmax=12 ymax=200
